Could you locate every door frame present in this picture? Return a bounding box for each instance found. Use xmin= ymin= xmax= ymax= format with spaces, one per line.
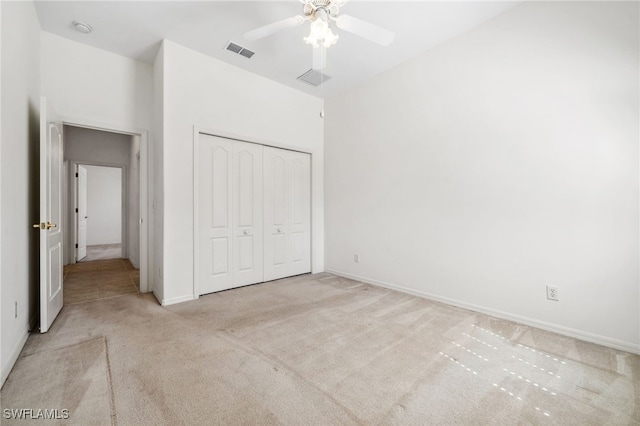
xmin=71 ymin=162 xmax=127 ymax=262
xmin=63 ymin=119 xmax=150 ymax=293
xmin=192 ymin=126 xmax=315 ymax=299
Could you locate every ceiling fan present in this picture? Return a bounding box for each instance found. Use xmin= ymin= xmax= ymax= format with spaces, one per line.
xmin=244 ymin=0 xmax=395 ymax=70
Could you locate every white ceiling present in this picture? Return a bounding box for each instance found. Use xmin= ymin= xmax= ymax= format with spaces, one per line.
xmin=34 ymin=1 xmax=519 ymax=98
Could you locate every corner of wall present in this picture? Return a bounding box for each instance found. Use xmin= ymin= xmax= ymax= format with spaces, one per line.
xmin=151 ymin=40 xmax=165 ymax=300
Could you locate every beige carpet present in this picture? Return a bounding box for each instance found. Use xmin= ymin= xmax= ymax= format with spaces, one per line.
xmin=1 ymin=273 xmax=639 ymax=425
xmin=64 ymin=259 xmax=139 ymax=305
xmin=1 ymin=338 xmax=114 ymax=425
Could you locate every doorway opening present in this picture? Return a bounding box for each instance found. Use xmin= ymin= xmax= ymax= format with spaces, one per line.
xmin=76 ymin=164 xmax=123 ymax=262
xmin=38 ymin=97 xmax=150 ymax=332
xmin=61 ymin=123 xmax=149 ymax=296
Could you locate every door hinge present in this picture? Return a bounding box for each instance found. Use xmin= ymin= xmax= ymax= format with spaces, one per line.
xmin=75 ymin=208 xmax=78 ymax=213
xmin=75 ymin=243 xmax=78 ymax=248
xmin=75 ymin=172 xmax=78 ymax=177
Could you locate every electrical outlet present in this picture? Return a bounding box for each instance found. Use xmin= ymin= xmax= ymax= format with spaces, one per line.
xmin=353 ymin=254 xmax=360 ymax=263
xmin=546 ymin=285 xmax=559 ymax=301
xmin=14 ymin=301 xmax=18 ymax=319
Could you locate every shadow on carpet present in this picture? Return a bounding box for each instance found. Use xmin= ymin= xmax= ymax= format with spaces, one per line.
xmin=1 ymin=337 xmax=115 ymax=425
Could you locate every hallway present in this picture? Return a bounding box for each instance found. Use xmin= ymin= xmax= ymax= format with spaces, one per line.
xmin=79 ymin=244 xmax=123 ymax=262
xmin=64 ymin=258 xmax=139 ymax=305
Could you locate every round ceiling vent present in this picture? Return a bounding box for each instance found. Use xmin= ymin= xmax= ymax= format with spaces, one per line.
xmin=72 ymin=21 xmax=93 ymax=34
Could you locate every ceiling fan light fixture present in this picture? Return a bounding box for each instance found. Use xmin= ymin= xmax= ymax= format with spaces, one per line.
xmin=304 ymin=19 xmax=325 ymax=47
xmin=304 ymin=17 xmax=339 ymax=48
xmin=323 ymin=27 xmax=339 ymax=48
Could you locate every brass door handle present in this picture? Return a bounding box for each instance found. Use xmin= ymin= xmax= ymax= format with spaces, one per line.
xmin=32 ymin=222 xmax=57 ymax=230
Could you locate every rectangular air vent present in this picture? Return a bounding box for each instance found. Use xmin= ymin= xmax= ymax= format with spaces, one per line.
xmin=226 ymin=42 xmax=242 ymax=54
xmin=297 ymin=69 xmax=331 ymax=87
xmin=224 ymin=41 xmax=255 ymax=59
xmin=239 ymin=49 xmax=255 ymax=59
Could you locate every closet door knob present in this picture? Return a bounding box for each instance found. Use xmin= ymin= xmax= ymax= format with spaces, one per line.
xmin=243 ymin=230 xmax=249 ymax=235
xmin=277 ymin=228 xmax=282 ymax=233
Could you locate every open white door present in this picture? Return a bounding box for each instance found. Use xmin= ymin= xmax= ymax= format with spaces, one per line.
xmin=37 ymin=97 xmax=64 ymax=333
xmin=76 ymin=164 xmax=87 ymax=261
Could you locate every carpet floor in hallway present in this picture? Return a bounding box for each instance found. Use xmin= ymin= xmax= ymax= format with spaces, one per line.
xmin=64 ymin=258 xmax=139 ymax=305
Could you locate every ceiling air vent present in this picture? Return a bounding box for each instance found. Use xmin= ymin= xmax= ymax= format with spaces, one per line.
xmin=297 ymin=69 xmax=331 ymax=87
xmin=224 ymin=41 xmax=255 ymax=59
xmin=238 ymin=49 xmax=255 ymax=59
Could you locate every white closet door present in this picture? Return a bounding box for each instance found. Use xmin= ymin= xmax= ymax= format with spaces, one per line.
xmin=199 ymin=134 xmax=233 ymax=294
xmin=232 ymin=141 xmax=263 ymax=286
xmin=289 ymin=152 xmax=311 ymax=276
xmin=263 ymin=147 xmax=311 ymax=281
xmin=264 ymin=147 xmax=288 ymax=281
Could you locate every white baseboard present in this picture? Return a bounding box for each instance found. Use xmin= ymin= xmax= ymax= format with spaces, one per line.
xmin=161 ymin=294 xmax=197 ymax=306
xmin=326 ymin=269 xmax=640 ymax=355
xmin=0 ymin=330 xmax=29 ymax=389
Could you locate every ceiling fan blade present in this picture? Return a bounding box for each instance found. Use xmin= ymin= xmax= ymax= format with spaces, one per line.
xmin=244 ymin=16 xmax=305 ymax=41
xmin=335 ymin=15 xmax=395 ymax=47
xmin=312 ymin=45 xmax=326 ymax=71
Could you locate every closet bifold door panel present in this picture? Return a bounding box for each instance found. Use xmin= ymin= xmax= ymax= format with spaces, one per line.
xmin=232 ymin=141 xmax=263 ymax=287
xmin=198 ymin=134 xmax=234 ymax=294
xmin=263 ymin=147 xmax=311 ymax=282
xmin=198 ymin=136 xmax=264 ymax=295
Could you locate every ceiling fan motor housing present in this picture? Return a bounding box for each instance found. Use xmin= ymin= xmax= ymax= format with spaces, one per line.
xmin=303 ymin=0 xmax=341 ymax=19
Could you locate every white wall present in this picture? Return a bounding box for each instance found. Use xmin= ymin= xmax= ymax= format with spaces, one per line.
xmin=65 ymin=125 xmax=134 ymax=165
xmin=85 ymin=165 xmax=122 ymax=246
xmin=0 ymin=1 xmax=41 ymax=387
xmin=0 ymin=3 xmax=3 ymax=389
xmin=325 ymin=1 xmax=640 ymax=353
xmin=159 ymin=40 xmax=324 ymax=304
xmin=41 ymin=32 xmax=152 ymax=131
xmin=1 ymin=0 xmax=4 ymax=387
xmin=42 ymin=32 xmax=153 ymax=277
